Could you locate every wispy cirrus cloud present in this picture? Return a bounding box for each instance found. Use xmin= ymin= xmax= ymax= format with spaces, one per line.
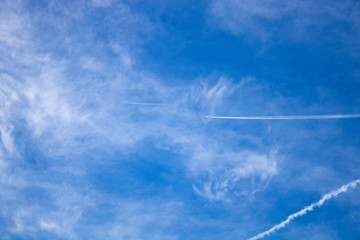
xmin=191 ymin=147 xmax=277 ymax=201
xmin=209 ymin=0 xmax=360 ymax=45
xmin=2 ymin=0 xmax=359 ymax=239
xmin=0 ymin=1 xmax=281 ymax=238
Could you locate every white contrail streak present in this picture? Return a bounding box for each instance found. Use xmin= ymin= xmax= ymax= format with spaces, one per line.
xmin=206 ymin=114 xmax=360 ymax=120
xmin=247 ymin=179 xmax=360 ymax=240
xmin=124 ymin=101 xmax=168 ymax=106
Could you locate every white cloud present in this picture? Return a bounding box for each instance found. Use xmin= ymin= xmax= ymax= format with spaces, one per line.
xmin=39 ymin=220 xmax=60 ymax=232
xmin=191 ymin=149 xmax=277 ymax=201
xmin=91 ymin=200 xmax=182 ymax=240
xmin=209 ymin=0 xmax=360 ymax=43
xmin=0 ymin=124 xmax=16 ymax=155
xmin=188 ymin=75 xmax=240 ymax=115
xmin=91 ymin=0 xmax=113 ymax=8
xmin=0 ymin=1 xmax=282 ymax=238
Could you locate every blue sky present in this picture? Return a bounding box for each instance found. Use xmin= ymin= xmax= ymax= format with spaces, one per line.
xmin=1 ymin=0 xmax=360 ymax=239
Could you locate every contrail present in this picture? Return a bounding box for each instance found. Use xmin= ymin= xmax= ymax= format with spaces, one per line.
xmin=124 ymin=101 xmax=168 ymax=106
xmin=206 ymin=114 xmax=360 ymax=120
xmin=247 ymin=178 xmax=360 ymax=240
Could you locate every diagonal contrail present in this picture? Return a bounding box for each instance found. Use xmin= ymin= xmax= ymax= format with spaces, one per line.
xmin=206 ymin=114 xmax=360 ymax=120
xmin=247 ymin=179 xmax=360 ymax=240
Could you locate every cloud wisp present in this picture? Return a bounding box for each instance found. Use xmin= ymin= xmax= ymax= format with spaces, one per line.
xmin=209 ymin=0 xmax=360 ymax=46
xmin=124 ymin=101 xmax=170 ymax=106
xmin=2 ymin=0 xmax=360 ymax=239
xmin=206 ymin=114 xmax=360 ymax=120
xmin=247 ymin=178 xmax=360 ymax=240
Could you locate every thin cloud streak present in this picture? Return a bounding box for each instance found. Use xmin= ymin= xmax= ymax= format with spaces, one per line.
xmin=124 ymin=101 xmax=170 ymax=106
xmin=247 ymin=178 xmax=360 ymax=240
xmin=206 ymin=114 xmax=360 ymax=120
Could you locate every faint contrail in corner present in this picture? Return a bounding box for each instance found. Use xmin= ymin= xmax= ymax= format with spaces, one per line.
xmin=206 ymin=114 xmax=360 ymax=120
xmin=247 ymin=179 xmax=360 ymax=240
